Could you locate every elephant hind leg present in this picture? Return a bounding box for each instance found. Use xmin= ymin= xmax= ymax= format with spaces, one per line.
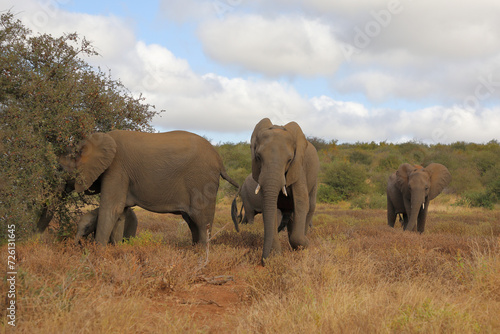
xmin=182 ymin=205 xmax=215 ymax=246
xmin=182 ymin=213 xmax=201 ymax=245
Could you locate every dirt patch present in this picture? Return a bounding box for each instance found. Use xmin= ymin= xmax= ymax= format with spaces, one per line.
xmin=152 ymin=273 xmax=252 ymax=333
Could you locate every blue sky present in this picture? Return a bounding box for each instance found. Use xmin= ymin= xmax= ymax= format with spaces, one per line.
xmin=3 ymin=0 xmax=500 ymax=144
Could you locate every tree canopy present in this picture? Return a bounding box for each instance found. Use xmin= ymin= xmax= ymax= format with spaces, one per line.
xmin=0 ymin=12 xmax=160 ymax=240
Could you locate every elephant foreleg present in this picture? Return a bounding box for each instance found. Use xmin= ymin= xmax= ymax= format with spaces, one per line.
xmin=287 ymin=184 xmax=310 ymax=250
xmin=95 ymin=174 xmax=128 ymax=245
xmin=417 ymin=201 xmax=429 ymax=233
xmin=95 ymin=206 xmax=125 ymax=245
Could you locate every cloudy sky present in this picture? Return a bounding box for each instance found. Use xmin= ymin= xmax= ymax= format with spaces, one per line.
xmin=3 ymin=0 xmax=500 ymax=143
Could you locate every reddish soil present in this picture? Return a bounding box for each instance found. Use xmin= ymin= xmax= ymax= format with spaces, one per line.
xmin=151 ymin=273 xmax=252 ymax=333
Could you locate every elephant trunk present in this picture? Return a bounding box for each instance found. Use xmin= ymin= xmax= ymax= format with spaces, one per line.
xmin=406 ymin=191 xmax=425 ymax=231
xmin=260 ymin=177 xmax=283 ymax=262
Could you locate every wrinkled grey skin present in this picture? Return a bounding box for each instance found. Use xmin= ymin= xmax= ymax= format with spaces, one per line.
xmin=245 ymin=118 xmax=319 ymax=265
xmin=60 ymin=130 xmax=239 ymax=246
xmin=75 ymin=207 xmax=137 ymax=244
xmin=387 ymin=163 xmax=451 ymax=233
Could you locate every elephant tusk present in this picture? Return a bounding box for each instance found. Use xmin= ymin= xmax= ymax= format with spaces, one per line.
xmin=422 ymin=203 xmax=425 ymax=210
xmin=282 ymin=186 xmax=288 ymax=196
xmin=255 ymin=184 xmax=261 ymax=195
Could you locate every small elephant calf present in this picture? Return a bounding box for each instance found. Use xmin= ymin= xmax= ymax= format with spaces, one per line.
xmin=232 ymin=174 xmax=263 ymax=226
xmin=75 ymin=207 xmax=137 ymax=244
xmin=231 ymin=174 xmax=294 ymax=233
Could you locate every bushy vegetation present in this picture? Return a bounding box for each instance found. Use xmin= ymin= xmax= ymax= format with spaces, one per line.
xmin=0 ymin=12 xmax=159 ymax=240
xmin=216 ymin=138 xmax=500 ymax=210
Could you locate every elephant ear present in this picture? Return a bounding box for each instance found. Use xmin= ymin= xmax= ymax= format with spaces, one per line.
xmin=251 ymin=118 xmax=273 ymax=183
xmin=395 ymin=163 xmax=414 ymax=195
xmin=66 ymin=133 xmax=117 ymax=193
xmin=426 ymin=163 xmax=452 ymax=200
xmin=284 ymin=121 xmax=307 ymax=186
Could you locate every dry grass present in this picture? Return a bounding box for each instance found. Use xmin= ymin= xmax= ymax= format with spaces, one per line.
xmin=2 ymin=203 xmax=499 ymax=333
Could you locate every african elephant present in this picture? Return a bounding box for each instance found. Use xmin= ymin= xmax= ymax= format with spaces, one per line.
xmin=75 ymin=207 xmax=137 ymax=244
xmin=231 ymin=174 xmax=294 ymax=232
xmin=59 ymin=130 xmax=239 ymax=246
xmin=243 ymin=118 xmax=319 ymax=264
xmin=387 ymin=163 xmax=451 ymax=233
xmin=232 ymin=174 xmax=263 ymax=226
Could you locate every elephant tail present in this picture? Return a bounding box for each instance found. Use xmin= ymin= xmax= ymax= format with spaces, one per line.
xmin=220 ymin=170 xmax=240 ymax=189
xmin=231 ymin=185 xmax=243 ymax=232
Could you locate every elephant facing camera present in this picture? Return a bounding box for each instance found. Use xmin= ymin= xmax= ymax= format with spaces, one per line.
xmin=387 ymin=163 xmax=451 ymax=233
xmin=247 ymin=118 xmax=320 ymax=265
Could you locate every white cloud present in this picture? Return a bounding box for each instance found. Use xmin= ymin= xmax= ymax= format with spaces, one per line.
xmin=198 ymin=15 xmax=344 ymax=76
xmin=2 ymin=0 xmax=499 ymax=144
xmin=307 ymin=96 xmax=500 ymax=143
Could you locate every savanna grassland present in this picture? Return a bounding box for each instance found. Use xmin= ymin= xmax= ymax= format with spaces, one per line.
xmin=3 ymin=197 xmax=499 ymax=333
xmin=3 ymin=14 xmax=500 ymax=333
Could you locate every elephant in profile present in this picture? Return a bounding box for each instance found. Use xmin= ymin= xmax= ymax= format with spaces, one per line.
xmin=59 ymin=130 xmax=239 ymax=246
xmin=242 ymin=118 xmax=319 ymax=264
xmin=75 ymin=207 xmax=137 ymax=244
xmin=387 ymin=163 xmax=451 ymax=233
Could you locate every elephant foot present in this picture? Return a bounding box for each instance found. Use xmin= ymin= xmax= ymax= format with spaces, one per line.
xmin=288 ymin=235 xmax=309 ymax=250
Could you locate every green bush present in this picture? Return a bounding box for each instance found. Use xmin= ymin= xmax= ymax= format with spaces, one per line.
xmin=0 ymin=12 xmax=158 ymax=240
xmin=377 ymin=153 xmax=403 ymax=171
xmin=322 ymin=161 xmax=368 ymax=200
xmin=349 ymin=150 xmax=372 ymax=165
xmin=317 ymin=184 xmax=343 ymax=203
xmin=448 ymin=166 xmax=482 ymax=194
xmin=456 ymin=191 xmax=495 ymax=210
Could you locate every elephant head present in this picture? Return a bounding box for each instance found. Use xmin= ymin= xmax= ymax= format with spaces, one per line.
xmin=395 ymin=163 xmax=451 ymax=231
xmin=251 ymin=118 xmax=310 ymax=262
xmin=59 ymin=133 xmax=117 ymax=193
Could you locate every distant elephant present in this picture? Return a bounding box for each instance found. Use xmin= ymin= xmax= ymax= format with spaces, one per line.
xmin=75 ymin=207 xmax=137 ymax=244
xmin=387 ymin=163 xmax=451 ymax=233
xmin=241 ymin=118 xmax=319 ymax=264
xmin=59 ymin=130 xmax=239 ymax=246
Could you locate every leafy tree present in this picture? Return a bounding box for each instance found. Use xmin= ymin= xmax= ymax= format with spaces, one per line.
xmin=0 ymin=12 xmax=160 ymax=240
